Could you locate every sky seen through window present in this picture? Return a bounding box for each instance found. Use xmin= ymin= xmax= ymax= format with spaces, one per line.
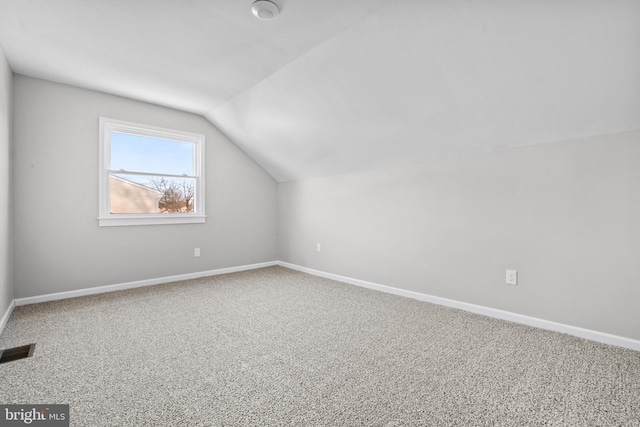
xmin=110 ymin=131 xmax=195 ymax=177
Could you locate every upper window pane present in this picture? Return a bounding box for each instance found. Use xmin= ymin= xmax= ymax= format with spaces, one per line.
xmin=110 ymin=131 xmax=195 ymax=176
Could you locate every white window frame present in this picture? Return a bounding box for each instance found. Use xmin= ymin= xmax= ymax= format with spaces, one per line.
xmin=98 ymin=117 xmax=206 ymax=227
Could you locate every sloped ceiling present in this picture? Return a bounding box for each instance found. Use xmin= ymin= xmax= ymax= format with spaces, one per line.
xmin=1 ymin=0 xmax=638 ymax=181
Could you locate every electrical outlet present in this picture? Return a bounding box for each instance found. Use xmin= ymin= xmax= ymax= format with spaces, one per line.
xmin=506 ymin=270 xmax=517 ymax=285
xmin=194 ymin=248 xmax=200 ymax=257
xmin=317 ymin=243 xmax=322 ymax=252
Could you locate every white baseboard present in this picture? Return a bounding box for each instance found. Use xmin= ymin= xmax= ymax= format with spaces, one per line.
xmin=14 ymin=261 xmax=278 ymax=306
xmin=277 ymin=261 xmax=640 ymax=352
xmin=0 ymin=299 xmax=15 ymax=336
xmin=8 ymin=260 xmax=639 ymax=352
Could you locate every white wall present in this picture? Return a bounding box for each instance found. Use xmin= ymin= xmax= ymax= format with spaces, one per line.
xmin=278 ymin=130 xmax=640 ymax=341
xmin=12 ymin=75 xmax=277 ymax=299
xmin=7 ymin=73 xmax=639 ymax=344
xmin=0 ymin=45 xmax=13 ymax=320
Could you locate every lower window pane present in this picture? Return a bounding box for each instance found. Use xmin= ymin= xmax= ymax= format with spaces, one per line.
xmin=110 ymin=174 xmax=196 ymax=214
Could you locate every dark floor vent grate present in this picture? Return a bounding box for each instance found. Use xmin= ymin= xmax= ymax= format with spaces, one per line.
xmin=0 ymin=343 xmax=36 ymax=364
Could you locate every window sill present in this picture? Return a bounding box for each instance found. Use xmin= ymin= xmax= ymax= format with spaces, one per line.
xmin=98 ymin=215 xmax=206 ymax=227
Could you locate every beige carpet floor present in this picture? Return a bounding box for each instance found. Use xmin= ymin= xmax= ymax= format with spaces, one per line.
xmin=0 ymin=266 xmax=639 ymax=426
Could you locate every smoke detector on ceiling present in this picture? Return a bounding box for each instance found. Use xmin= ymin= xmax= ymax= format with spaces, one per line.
xmin=252 ymin=0 xmax=280 ymax=20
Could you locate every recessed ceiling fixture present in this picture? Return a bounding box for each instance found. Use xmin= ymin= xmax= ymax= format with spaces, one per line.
xmin=251 ymin=0 xmax=280 ymax=20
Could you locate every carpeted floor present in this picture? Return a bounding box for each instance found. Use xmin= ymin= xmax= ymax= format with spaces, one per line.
xmin=0 ymin=266 xmax=639 ymax=426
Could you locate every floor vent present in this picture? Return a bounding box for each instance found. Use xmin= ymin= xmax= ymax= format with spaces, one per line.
xmin=0 ymin=343 xmax=36 ymax=364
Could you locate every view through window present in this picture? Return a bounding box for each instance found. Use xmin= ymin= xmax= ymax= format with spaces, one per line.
xmin=110 ymin=132 xmax=196 ymax=213
xmin=99 ymin=118 xmax=205 ymax=226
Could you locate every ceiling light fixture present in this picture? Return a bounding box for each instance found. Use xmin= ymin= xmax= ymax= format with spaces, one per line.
xmin=251 ymin=0 xmax=280 ymax=20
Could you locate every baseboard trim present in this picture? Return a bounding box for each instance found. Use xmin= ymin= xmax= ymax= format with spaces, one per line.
xmin=0 ymin=299 xmax=15 ymax=336
xmin=14 ymin=261 xmax=278 ymax=306
xmin=10 ymin=261 xmax=639 ymax=352
xmin=277 ymin=261 xmax=640 ymax=352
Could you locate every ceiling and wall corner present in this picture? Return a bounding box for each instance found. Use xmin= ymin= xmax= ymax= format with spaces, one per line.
xmin=0 ymin=0 xmax=638 ymax=182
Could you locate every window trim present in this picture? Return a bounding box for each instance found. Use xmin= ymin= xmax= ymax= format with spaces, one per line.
xmin=98 ymin=117 xmax=206 ymax=227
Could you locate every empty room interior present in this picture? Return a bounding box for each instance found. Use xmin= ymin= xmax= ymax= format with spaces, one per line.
xmin=0 ymin=0 xmax=639 ymax=426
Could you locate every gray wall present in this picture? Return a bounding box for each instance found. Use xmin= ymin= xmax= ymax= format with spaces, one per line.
xmin=7 ymin=73 xmax=639 ymax=343
xmin=0 ymin=46 xmax=13 ymax=317
xmin=13 ymin=75 xmax=277 ymax=299
xmin=278 ymin=130 xmax=640 ymax=341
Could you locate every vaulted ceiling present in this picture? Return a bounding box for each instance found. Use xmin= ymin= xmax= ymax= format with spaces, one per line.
xmin=1 ymin=0 xmax=638 ymax=181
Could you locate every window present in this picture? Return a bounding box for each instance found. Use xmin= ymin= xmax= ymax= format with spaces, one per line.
xmin=99 ymin=118 xmax=205 ymax=226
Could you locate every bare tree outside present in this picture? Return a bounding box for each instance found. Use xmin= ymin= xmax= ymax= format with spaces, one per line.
xmin=149 ymin=177 xmax=195 ymax=213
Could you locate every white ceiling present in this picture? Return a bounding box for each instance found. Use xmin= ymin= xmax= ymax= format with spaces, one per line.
xmin=1 ymin=0 xmax=639 ymax=181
